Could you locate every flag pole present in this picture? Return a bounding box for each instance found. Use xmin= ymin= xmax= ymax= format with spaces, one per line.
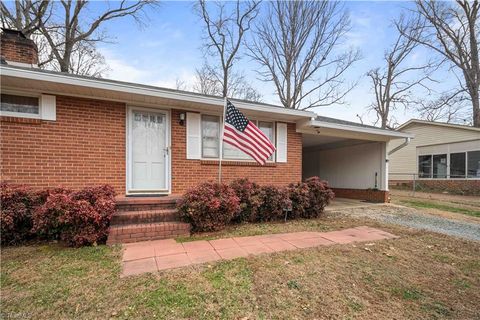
xmin=219 ymin=97 xmax=227 ymax=183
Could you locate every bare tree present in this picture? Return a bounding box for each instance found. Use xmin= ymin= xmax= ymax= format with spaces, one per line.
xmin=58 ymin=41 xmax=110 ymax=77
xmin=248 ymin=1 xmax=360 ymax=110
xmin=1 ymin=1 xmax=55 ymax=67
xmin=175 ymin=78 xmax=188 ymax=91
xmin=0 ymin=0 xmax=50 ymax=37
xmin=196 ymin=0 xmax=260 ymax=98
xmin=2 ymin=1 xmax=158 ymax=77
xmin=417 ymin=92 xmax=471 ymax=124
xmin=367 ymin=16 xmax=437 ymax=129
xmin=36 ymin=0 xmax=157 ymax=74
xmin=399 ymin=0 xmax=480 ymax=127
xmin=192 ymin=63 xmax=262 ymax=102
xmin=192 ymin=64 xmax=222 ymax=96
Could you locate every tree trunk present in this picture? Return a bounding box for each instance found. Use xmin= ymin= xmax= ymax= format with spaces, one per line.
xmin=381 ymin=116 xmax=388 ymax=129
xmin=472 ymin=91 xmax=480 ymax=127
xmin=223 ymin=69 xmax=228 ymax=98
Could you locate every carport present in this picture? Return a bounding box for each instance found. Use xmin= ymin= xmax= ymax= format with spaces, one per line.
xmin=297 ymin=116 xmax=413 ymax=202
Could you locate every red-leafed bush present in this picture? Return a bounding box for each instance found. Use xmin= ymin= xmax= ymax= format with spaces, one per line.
xmin=229 ymin=178 xmax=263 ymax=223
xmin=31 ymin=191 xmax=73 ymax=240
xmin=303 ymin=177 xmax=335 ymax=218
xmin=177 ymin=177 xmax=334 ymax=233
xmin=0 ymin=183 xmax=39 ymax=245
xmin=32 ymin=185 xmax=116 ymax=247
xmin=69 ymin=185 xmax=116 ymax=246
xmin=177 ymin=182 xmax=240 ymax=232
xmin=287 ymin=182 xmax=311 ymax=219
xmin=256 ymin=185 xmax=291 ymax=222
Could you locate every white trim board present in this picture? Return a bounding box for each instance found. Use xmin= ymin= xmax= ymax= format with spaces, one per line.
xmin=1 ymin=65 xmax=315 ymax=120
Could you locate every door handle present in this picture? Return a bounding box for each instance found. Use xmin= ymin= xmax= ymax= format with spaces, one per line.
xmin=164 ymin=147 xmax=169 ymax=155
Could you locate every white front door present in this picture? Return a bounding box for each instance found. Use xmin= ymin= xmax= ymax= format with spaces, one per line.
xmin=128 ymin=108 xmax=169 ymax=192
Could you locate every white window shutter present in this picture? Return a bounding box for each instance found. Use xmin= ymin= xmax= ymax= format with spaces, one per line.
xmin=40 ymin=94 xmax=56 ymax=121
xmin=186 ymin=112 xmax=201 ymax=159
xmin=276 ymin=122 xmax=287 ymax=163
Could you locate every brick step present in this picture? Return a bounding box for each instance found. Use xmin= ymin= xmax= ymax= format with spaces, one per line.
xmin=111 ymin=209 xmax=180 ymax=225
xmin=107 ymin=222 xmax=191 ymax=245
xmin=115 ymin=196 xmax=180 ymax=212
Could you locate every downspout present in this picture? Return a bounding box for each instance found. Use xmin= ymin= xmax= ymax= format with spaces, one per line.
xmin=388 ymin=137 xmax=411 ymax=156
xmin=384 ymin=137 xmax=411 ymax=198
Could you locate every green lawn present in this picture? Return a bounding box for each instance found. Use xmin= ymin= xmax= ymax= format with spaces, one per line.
xmin=2 ymin=215 xmax=480 ymax=319
xmin=399 ymin=199 xmax=480 ymax=218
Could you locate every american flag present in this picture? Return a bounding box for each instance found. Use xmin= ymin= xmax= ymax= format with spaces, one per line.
xmin=223 ymin=100 xmax=276 ymax=165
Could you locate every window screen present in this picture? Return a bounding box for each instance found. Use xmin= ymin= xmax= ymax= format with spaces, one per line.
xmin=467 ymin=150 xmax=480 ymax=178
xmin=201 ymin=115 xmax=220 ymax=158
xmin=0 ymin=94 xmax=39 ymax=114
xmin=450 ymin=152 xmax=466 ymax=178
xmin=433 ymin=154 xmax=447 ymax=179
xmin=259 ymin=121 xmax=274 ymax=160
xmin=418 ymin=155 xmax=432 ymax=178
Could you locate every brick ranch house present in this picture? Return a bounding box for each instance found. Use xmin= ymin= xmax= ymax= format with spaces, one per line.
xmin=0 ymin=30 xmax=411 ymax=242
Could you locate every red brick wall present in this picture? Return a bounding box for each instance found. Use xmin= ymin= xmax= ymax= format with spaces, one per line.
xmin=170 ymin=109 xmax=302 ymax=194
xmin=0 ymin=102 xmax=302 ymax=196
xmin=0 ymin=95 xmax=126 ymax=193
xmin=333 ymin=188 xmax=390 ymax=203
xmin=0 ymin=32 xmax=38 ymax=65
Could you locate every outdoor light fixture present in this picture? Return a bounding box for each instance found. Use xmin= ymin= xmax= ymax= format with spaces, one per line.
xmin=179 ymin=112 xmax=185 ymax=126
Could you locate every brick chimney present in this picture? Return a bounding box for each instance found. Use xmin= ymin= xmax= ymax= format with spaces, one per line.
xmin=1 ymin=28 xmax=38 ymax=67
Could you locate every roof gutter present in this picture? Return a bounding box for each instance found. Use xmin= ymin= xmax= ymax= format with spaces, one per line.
xmin=302 ymin=119 xmax=414 ymax=139
xmin=388 ymin=137 xmax=411 ymax=156
xmin=0 ymin=65 xmax=316 ymax=119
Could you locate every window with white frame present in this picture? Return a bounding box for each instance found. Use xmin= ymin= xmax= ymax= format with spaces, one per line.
xmin=201 ymin=114 xmax=275 ymax=161
xmin=201 ymin=115 xmax=220 ymax=158
xmin=0 ymin=93 xmax=39 ymax=116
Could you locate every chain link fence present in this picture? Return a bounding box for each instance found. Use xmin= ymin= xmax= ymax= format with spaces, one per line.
xmin=389 ymin=173 xmax=479 ymax=196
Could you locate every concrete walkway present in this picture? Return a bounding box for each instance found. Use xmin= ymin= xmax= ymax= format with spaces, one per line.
xmin=121 ymin=226 xmax=398 ymax=277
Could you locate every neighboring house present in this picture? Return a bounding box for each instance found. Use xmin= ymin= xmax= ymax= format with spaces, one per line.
xmin=0 ymin=29 xmax=410 ymax=204
xmin=388 ymin=119 xmax=480 ymax=194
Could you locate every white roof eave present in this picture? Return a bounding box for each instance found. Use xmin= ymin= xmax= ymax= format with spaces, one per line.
xmin=0 ymin=65 xmax=316 ymax=120
xmin=302 ymin=119 xmax=414 ymax=140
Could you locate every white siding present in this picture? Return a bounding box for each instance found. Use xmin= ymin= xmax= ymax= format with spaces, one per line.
xmin=388 ymin=123 xmax=480 ymax=180
xmin=303 ymin=142 xmax=387 ymax=190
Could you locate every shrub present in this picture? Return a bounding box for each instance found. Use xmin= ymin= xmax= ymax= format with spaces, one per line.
xmin=177 ymin=182 xmax=240 ymax=232
xmin=70 ymin=185 xmax=116 ymax=245
xmin=256 ymin=185 xmax=291 ymax=222
xmin=303 ymin=177 xmax=335 ymax=218
xmin=287 ymin=182 xmax=311 ymax=219
xmin=0 ymin=183 xmax=38 ymax=245
xmin=31 ymin=191 xmax=73 ymax=240
xmin=31 ymin=185 xmax=116 ymax=247
xmin=229 ymin=178 xmax=262 ymax=223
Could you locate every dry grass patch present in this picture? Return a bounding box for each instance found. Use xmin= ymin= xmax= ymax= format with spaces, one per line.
xmin=1 ymin=216 xmax=479 ymax=319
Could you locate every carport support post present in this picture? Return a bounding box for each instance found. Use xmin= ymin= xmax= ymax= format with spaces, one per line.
xmin=381 ymin=142 xmax=389 ymax=192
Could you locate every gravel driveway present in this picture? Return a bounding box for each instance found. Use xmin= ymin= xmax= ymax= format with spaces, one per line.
xmin=332 ymin=204 xmax=480 ymax=242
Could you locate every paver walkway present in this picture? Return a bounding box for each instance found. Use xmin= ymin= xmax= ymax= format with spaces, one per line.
xmin=121 ymin=226 xmax=398 ymax=277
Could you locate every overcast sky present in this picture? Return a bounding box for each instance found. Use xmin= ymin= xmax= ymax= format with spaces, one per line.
xmin=93 ymin=1 xmax=458 ymax=126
